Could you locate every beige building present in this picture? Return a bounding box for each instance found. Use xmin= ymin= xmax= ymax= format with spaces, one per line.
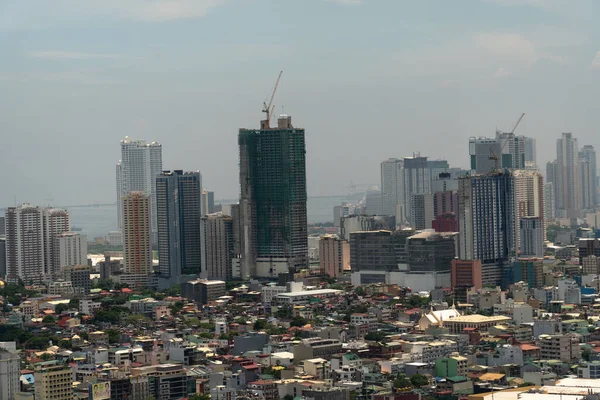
xmin=55 ymin=231 xmax=88 ymax=274
xmin=122 ymin=192 xmax=152 ymax=275
xmin=34 ymin=361 xmax=73 ymax=400
xmin=444 ymin=314 xmax=511 ymax=334
xmin=200 ymin=213 xmax=234 ymax=281
xmin=319 ymin=234 xmax=350 ymax=277
xmin=539 ymin=334 xmax=581 ymax=362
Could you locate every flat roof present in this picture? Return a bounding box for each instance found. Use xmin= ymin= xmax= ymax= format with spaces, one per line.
xmin=278 ymin=289 xmax=342 ymax=298
xmin=446 ymin=315 xmax=511 ymax=323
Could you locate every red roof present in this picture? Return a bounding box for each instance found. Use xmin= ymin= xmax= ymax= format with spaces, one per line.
xmin=520 ymin=344 xmax=540 ymax=351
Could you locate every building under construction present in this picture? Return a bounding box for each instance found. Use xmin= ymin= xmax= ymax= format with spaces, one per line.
xmin=238 ymin=114 xmax=308 ymax=278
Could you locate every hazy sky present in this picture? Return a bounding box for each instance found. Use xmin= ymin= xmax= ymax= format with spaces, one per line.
xmin=2 ymin=0 xmax=600 ymax=206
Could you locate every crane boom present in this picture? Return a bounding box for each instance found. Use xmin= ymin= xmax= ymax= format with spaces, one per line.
xmin=262 ymin=71 xmax=283 ymax=129
xmin=489 ymin=112 xmax=526 ymax=171
xmin=509 ymin=112 xmax=525 ymax=135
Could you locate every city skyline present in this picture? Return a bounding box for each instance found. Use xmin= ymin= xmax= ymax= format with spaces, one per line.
xmin=4 ymin=1 xmax=600 ymax=206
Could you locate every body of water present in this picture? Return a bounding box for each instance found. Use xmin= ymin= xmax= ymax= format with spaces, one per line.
xmin=66 ymin=194 xmax=361 ymax=239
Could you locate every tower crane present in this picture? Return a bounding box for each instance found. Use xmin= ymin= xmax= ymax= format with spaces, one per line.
xmin=489 ymin=112 xmax=525 ymax=171
xmin=261 ymin=71 xmax=283 ymax=129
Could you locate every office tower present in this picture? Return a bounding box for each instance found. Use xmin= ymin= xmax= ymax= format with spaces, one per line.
xmin=469 ymin=137 xmax=500 ymax=174
xmin=42 ymin=208 xmax=71 ymax=277
xmin=55 ymin=232 xmax=88 ymax=272
xmin=556 ymin=133 xmax=580 ymax=213
xmin=116 ymin=137 xmax=163 ymax=240
xmin=121 ymin=192 xmax=152 ymax=275
xmin=544 ymin=182 xmax=555 ymax=220
xmin=34 ymin=361 xmax=74 ymax=400
xmin=428 ymin=160 xmax=449 ymax=183
xmin=200 ymin=213 xmax=234 ymax=281
xmin=451 ymin=259 xmax=483 ymax=290
xmin=0 ymin=350 xmax=20 ymax=400
xmin=349 ymin=231 xmax=398 ymax=273
xmin=431 ymin=172 xmax=458 ymax=193
xmin=380 ymin=158 xmax=403 ymax=216
xmin=63 ymin=265 xmax=91 ymax=295
xmin=524 ymin=137 xmax=537 ymax=168
xmin=519 ymin=217 xmax=544 ymax=257
xmin=469 ymin=133 xmax=530 ymax=174
xmin=402 ymin=155 xmax=431 ymax=227
xmin=155 ymin=170 xmax=202 ymax=284
xmin=365 ymin=187 xmax=382 ymax=215
xmin=458 ymin=171 xmax=516 ymax=263
xmin=239 ymin=115 xmax=308 ymax=278
xmin=207 ymin=190 xmax=215 ymax=213
xmin=98 ymin=255 xmax=121 ymax=280
xmin=580 ymin=145 xmax=597 ymax=209
xmin=411 ymin=193 xmax=434 ymax=230
xmin=496 ymin=132 xmax=526 ymax=169
xmin=5 ymin=204 xmax=44 ymax=284
xmin=0 ymin=216 xmax=5 ymax=236
xmin=513 ymin=169 xmax=545 ymax=246
xmin=406 ymin=231 xmax=456 ymax=273
xmin=507 ymin=258 xmax=543 ymax=289
xmin=319 ymin=234 xmax=350 ymax=278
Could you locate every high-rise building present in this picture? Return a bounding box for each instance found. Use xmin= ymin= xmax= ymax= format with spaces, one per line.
xmin=469 ymin=137 xmax=501 ymax=174
xmin=349 ymin=231 xmax=398 ymax=273
xmin=428 ymin=160 xmax=449 ymax=184
xmin=0 ymin=238 xmax=5 ymax=279
xmin=156 ymin=170 xmax=202 ymax=282
xmin=544 ymin=182 xmax=555 ymax=220
xmin=0 ymin=350 xmax=20 ymax=400
xmin=524 ymin=137 xmax=537 ymax=168
xmin=55 ymin=232 xmax=88 ymax=272
xmin=451 ymin=259 xmax=483 ymax=290
xmin=0 ymin=216 xmax=5 ymax=236
xmin=380 ymin=158 xmax=404 ymax=217
xmin=121 ymin=192 xmax=152 ymax=275
xmin=200 ymin=213 xmax=234 ymax=281
xmin=519 ymin=217 xmax=544 ymax=257
xmin=469 ymin=133 xmax=529 ymax=174
xmin=34 ymin=361 xmax=74 ymax=400
xmin=513 ymin=169 xmax=545 ymax=247
xmin=579 ymin=145 xmax=597 ymax=209
xmin=411 ymin=193 xmax=434 ymax=230
xmin=116 ymin=137 xmax=163 ymax=240
xmin=5 ymin=204 xmax=44 ymax=284
xmin=432 ymin=213 xmax=458 ymax=232
xmin=365 ymin=187 xmax=382 ymax=215
xmin=319 ymin=234 xmax=350 ymax=278
xmin=556 ymin=133 xmax=580 ymax=214
xmin=42 ymin=208 xmax=71 ymax=277
xmin=402 ymin=156 xmax=431 ymax=226
xmin=200 ymin=189 xmax=215 ymax=216
xmin=458 ymin=171 xmax=516 ymax=264
xmin=238 ymin=115 xmax=308 ymax=278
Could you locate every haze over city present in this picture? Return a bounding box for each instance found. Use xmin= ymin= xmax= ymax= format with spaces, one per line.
xmin=3 ymin=0 xmax=600 ymax=206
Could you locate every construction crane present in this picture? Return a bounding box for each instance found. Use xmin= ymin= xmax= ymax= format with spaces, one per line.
xmin=489 ymin=112 xmax=525 ymax=171
xmin=261 ymin=70 xmax=283 ymax=129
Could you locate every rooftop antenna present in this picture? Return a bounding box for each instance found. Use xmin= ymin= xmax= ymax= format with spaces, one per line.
xmin=261 ymin=71 xmax=283 ymax=129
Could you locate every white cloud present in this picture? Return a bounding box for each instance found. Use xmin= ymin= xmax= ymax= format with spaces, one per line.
xmin=591 ymin=51 xmax=600 ymax=69
xmin=29 ymin=51 xmax=124 ymax=60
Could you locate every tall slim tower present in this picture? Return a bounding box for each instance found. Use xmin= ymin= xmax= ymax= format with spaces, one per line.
xmin=402 ymin=155 xmax=431 ymax=226
xmin=238 ymin=115 xmax=308 ymax=278
xmin=380 ymin=158 xmax=403 ymax=217
xmin=580 ymin=145 xmax=597 ymax=209
xmin=200 ymin=213 xmax=234 ymax=281
xmin=513 ymin=169 xmax=545 ymax=247
xmin=156 ymin=170 xmax=202 ymax=284
xmin=458 ymin=171 xmax=516 ymax=264
xmin=121 ymin=192 xmax=152 ymax=275
xmin=556 ymin=133 xmax=580 ymax=214
xmin=42 ymin=208 xmax=71 ymax=277
xmin=116 ymin=137 xmax=163 ymax=241
xmin=5 ymin=204 xmax=44 ymax=284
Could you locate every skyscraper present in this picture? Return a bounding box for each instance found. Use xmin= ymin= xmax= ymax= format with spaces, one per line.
xmin=121 ymin=192 xmax=152 ymax=275
xmin=524 ymin=137 xmax=537 ymax=168
xmin=238 ymin=115 xmax=308 ymax=278
xmin=520 ymin=217 xmax=544 ymax=257
xmin=55 ymin=232 xmax=88 ymax=272
xmin=42 ymin=208 xmax=71 ymax=277
xmin=156 ymin=170 xmax=202 ymax=284
xmin=513 ymin=169 xmax=545 ymax=246
xmin=402 ymin=155 xmax=431 ymax=226
xmin=200 ymin=213 xmax=234 ymax=281
xmin=5 ymin=204 xmax=44 ymax=284
xmin=116 ymin=137 xmax=163 ymax=240
xmin=544 ymin=182 xmax=555 ymax=220
xmin=579 ymin=145 xmax=597 ymax=209
xmin=458 ymin=171 xmax=516 ymax=264
xmin=380 ymin=158 xmax=403 ymax=217
xmin=546 ymin=160 xmax=558 ymax=213
xmin=469 ymin=133 xmax=530 ymax=174
xmin=556 ymin=132 xmax=580 ymax=214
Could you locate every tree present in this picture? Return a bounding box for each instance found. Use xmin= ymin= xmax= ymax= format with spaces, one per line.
xmin=55 ymin=304 xmax=68 ymax=315
xmin=253 ymin=319 xmax=268 ymax=331
xmin=410 ymin=374 xmax=429 ymax=388
xmin=364 ymin=331 xmax=386 ymax=342
xmin=187 ymin=394 xmax=210 ymax=400
xmin=42 ymin=315 xmax=56 ymax=324
xmin=290 ymin=316 xmax=308 ymax=327
xmin=393 ymin=374 xmax=412 ymax=389
xmin=93 ymin=279 xmax=114 ymax=291
xmin=105 ymin=329 xmax=121 ymax=344
xmin=283 ymin=395 xmax=294 ymax=400
xmin=68 ymin=299 xmax=80 ymax=309
xmin=169 ymin=301 xmax=184 ymax=315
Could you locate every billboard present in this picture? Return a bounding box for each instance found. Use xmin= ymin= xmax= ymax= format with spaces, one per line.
xmin=89 ymin=382 xmax=111 ymax=400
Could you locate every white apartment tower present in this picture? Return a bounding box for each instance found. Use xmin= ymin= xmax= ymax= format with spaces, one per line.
xmin=122 ymin=192 xmax=153 ymax=275
xmin=43 ymin=208 xmax=71 ymax=277
xmin=5 ymin=205 xmax=45 ymax=284
xmin=380 ymin=158 xmax=404 ymax=217
xmin=55 ymin=232 xmax=88 ymax=272
xmin=116 ymin=137 xmax=162 ymax=241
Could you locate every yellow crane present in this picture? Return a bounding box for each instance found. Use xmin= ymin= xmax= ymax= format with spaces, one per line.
xmin=489 ymin=112 xmax=525 ymax=171
xmin=261 ymin=70 xmax=283 ymax=129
